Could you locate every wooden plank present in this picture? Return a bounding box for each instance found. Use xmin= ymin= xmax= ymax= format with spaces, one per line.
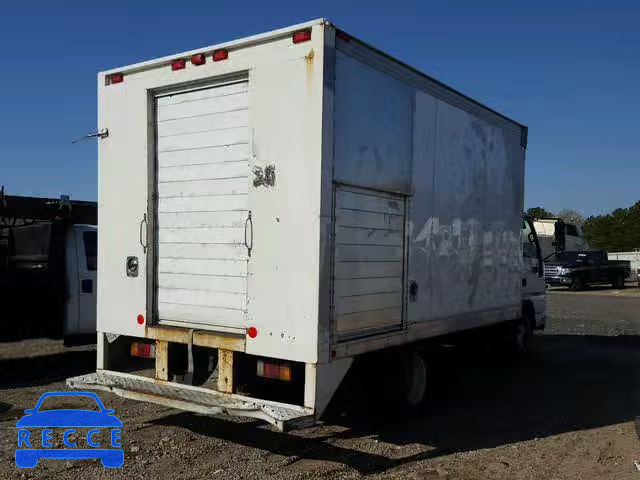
xmin=334 ymin=261 xmax=403 ymax=279
xmin=334 ymin=277 xmax=402 ymax=297
xmin=146 ymin=325 xmax=245 ymax=351
xmin=337 ymin=189 xmax=404 ymax=214
xmin=336 ymin=308 xmax=402 ymax=334
xmin=158 ymin=161 xmax=248 ymax=183
xmin=155 ymin=340 xmax=169 ymax=381
xmin=335 ymin=292 xmax=402 ymax=315
xmin=336 ymin=244 xmax=403 ymax=263
xmin=158 ymin=273 xmax=246 ymax=294
xmin=157 ymin=126 xmax=250 ymax=152
xmin=157 ymin=92 xmax=248 ymax=122
xmin=158 ymin=194 xmax=247 ymax=213
xmin=158 ymin=211 xmax=246 ymax=228
xmin=158 ymin=226 xmax=245 ymax=245
xmin=158 ymin=177 xmax=248 ymax=198
xmin=336 ymin=208 xmax=404 ymax=230
xmin=158 ymin=258 xmax=247 ymax=277
xmin=158 ymin=243 xmax=245 ymax=261
xmin=157 ymin=144 xmax=249 ymax=168
xmin=158 ymin=109 xmax=249 ymax=137
xmin=218 ymin=349 xmax=235 ymax=393
xmin=335 ymin=225 xmax=403 ymax=246
xmin=158 ymin=288 xmax=246 ymax=310
xmin=157 ymin=82 xmax=247 ymax=106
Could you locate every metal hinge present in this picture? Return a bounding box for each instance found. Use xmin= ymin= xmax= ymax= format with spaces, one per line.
xmin=72 ymin=128 xmax=109 ymax=144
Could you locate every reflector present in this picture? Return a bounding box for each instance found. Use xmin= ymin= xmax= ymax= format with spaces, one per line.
xmin=292 ymin=29 xmax=312 ymax=44
xmin=130 ymin=342 xmax=156 ymax=358
xmin=256 ymin=359 xmax=292 ymax=381
xmin=109 ymin=73 xmax=124 ymax=84
xmin=191 ymin=53 xmax=206 ymax=65
xmin=212 ymin=49 xmax=229 ymax=62
xmin=171 ymin=59 xmax=186 ymax=71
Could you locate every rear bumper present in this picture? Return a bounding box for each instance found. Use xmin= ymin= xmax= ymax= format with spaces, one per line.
xmin=67 ymin=370 xmax=314 ymax=431
xmin=545 ymin=276 xmax=572 ymax=286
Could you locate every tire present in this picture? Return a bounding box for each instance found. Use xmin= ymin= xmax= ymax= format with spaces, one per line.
xmin=570 ymin=277 xmax=585 ymax=291
xmin=401 ymin=350 xmax=428 ymax=408
xmin=384 ymin=349 xmax=429 ymax=410
xmin=510 ymin=311 xmax=534 ymax=356
xmin=612 ymin=275 xmax=625 ymax=289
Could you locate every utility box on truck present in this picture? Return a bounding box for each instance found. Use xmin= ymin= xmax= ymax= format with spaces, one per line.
xmin=69 ymin=19 xmax=528 ymax=430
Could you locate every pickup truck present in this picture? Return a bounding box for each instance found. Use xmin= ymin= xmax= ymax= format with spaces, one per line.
xmin=544 ymin=250 xmax=631 ymax=290
xmin=0 ymin=191 xmax=97 ymax=343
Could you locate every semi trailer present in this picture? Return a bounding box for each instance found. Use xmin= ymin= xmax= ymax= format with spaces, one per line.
xmin=68 ymin=19 xmax=540 ymax=430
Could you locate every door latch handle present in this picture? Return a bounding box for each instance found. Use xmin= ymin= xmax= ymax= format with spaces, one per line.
xmin=140 ymin=214 xmax=148 ymax=254
xmin=244 ymin=211 xmax=253 ymax=257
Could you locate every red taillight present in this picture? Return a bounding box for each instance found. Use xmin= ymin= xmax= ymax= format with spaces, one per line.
xmin=256 ymin=359 xmax=292 ymax=382
xmin=212 ymin=49 xmax=228 ymax=62
xmin=247 ymin=326 xmax=258 ymax=338
xmin=109 ymin=73 xmax=124 ymax=84
xmin=191 ymin=53 xmax=206 ymax=66
xmin=137 ymin=314 xmax=145 ymax=325
xmin=171 ymin=59 xmax=186 ymax=71
xmin=292 ymin=29 xmax=312 ymax=44
xmin=130 ymin=342 xmax=156 ymax=358
xmin=336 ymin=30 xmax=351 ymax=42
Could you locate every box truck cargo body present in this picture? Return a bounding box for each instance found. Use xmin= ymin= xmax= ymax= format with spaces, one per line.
xmin=69 ymin=19 xmax=528 ymax=429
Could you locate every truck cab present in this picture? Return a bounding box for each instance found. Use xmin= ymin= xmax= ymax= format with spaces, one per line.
xmin=0 ymin=192 xmax=97 ymax=343
xmin=522 ymin=216 xmax=546 ymax=330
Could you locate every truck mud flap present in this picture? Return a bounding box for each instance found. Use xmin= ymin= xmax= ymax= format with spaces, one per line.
xmin=67 ymin=370 xmax=314 ymax=431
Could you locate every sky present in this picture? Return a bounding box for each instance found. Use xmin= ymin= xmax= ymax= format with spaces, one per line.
xmin=0 ymin=1 xmax=638 ymax=216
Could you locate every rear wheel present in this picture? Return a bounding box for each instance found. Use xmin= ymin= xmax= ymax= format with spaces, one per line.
xmin=401 ymin=350 xmax=428 ymax=408
xmin=612 ymin=275 xmax=625 ymax=289
xmin=383 ymin=349 xmax=429 ymax=410
xmin=570 ymin=277 xmax=585 ymax=291
xmin=510 ymin=309 xmax=534 ymax=356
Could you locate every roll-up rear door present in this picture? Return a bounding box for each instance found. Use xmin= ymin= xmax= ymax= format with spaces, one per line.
xmin=154 ymin=80 xmax=250 ymax=330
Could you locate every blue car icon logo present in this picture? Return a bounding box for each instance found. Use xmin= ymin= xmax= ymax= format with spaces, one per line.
xmin=15 ymin=391 xmax=123 ymax=468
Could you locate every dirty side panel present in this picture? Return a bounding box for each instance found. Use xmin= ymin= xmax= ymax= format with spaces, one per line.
xmin=409 ymin=96 xmax=523 ymax=323
xmin=331 ymin=37 xmax=524 ymax=344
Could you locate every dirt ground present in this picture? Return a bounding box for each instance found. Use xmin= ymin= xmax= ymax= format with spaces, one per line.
xmin=2 ymin=288 xmax=640 ymax=479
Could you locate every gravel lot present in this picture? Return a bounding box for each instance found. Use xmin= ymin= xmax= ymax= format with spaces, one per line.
xmin=2 ymin=288 xmax=640 ymax=479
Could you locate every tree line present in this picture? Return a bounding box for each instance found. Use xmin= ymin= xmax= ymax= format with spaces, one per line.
xmin=526 ymin=201 xmax=640 ymax=252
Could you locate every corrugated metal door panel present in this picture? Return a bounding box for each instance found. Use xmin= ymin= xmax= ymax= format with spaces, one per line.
xmin=333 ymin=186 xmax=406 ymax=338
xmin=155 ymin=80 xmax=250 ymax=329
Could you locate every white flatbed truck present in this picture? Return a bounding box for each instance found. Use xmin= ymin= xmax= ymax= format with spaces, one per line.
xmin=68 ymin=19 xmax=542 ymax=430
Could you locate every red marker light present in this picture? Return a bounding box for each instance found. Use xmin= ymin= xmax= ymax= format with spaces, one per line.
xmin=336 ymin=30 xmax=351 ymax=42
xmin=212 ymin=49 xmax=228 ymax=62
xmin=292 ymin=29 xmax=312 ymax=44
xmin=247 ymin=326 xmax=258 ymax=338
xmin=191 ymin=53 xmax=206 ymax=65
xmin=109 ymin=73 xmax=124 ymax=84
xmin=171 ymin=59 xmax=186 ymax=71
xmin=137 ymin=314 xmax=145 ymax=325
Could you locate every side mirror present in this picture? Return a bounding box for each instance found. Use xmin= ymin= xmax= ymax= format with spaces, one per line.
xmin=23 ymin=409 xmax=35 ymax=415
xmin=553 ymin=220 xmax=566 ymax=252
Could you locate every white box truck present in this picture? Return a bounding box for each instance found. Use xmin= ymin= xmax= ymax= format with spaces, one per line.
xmin=68 ymin=19 xmax=539 ymax=430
